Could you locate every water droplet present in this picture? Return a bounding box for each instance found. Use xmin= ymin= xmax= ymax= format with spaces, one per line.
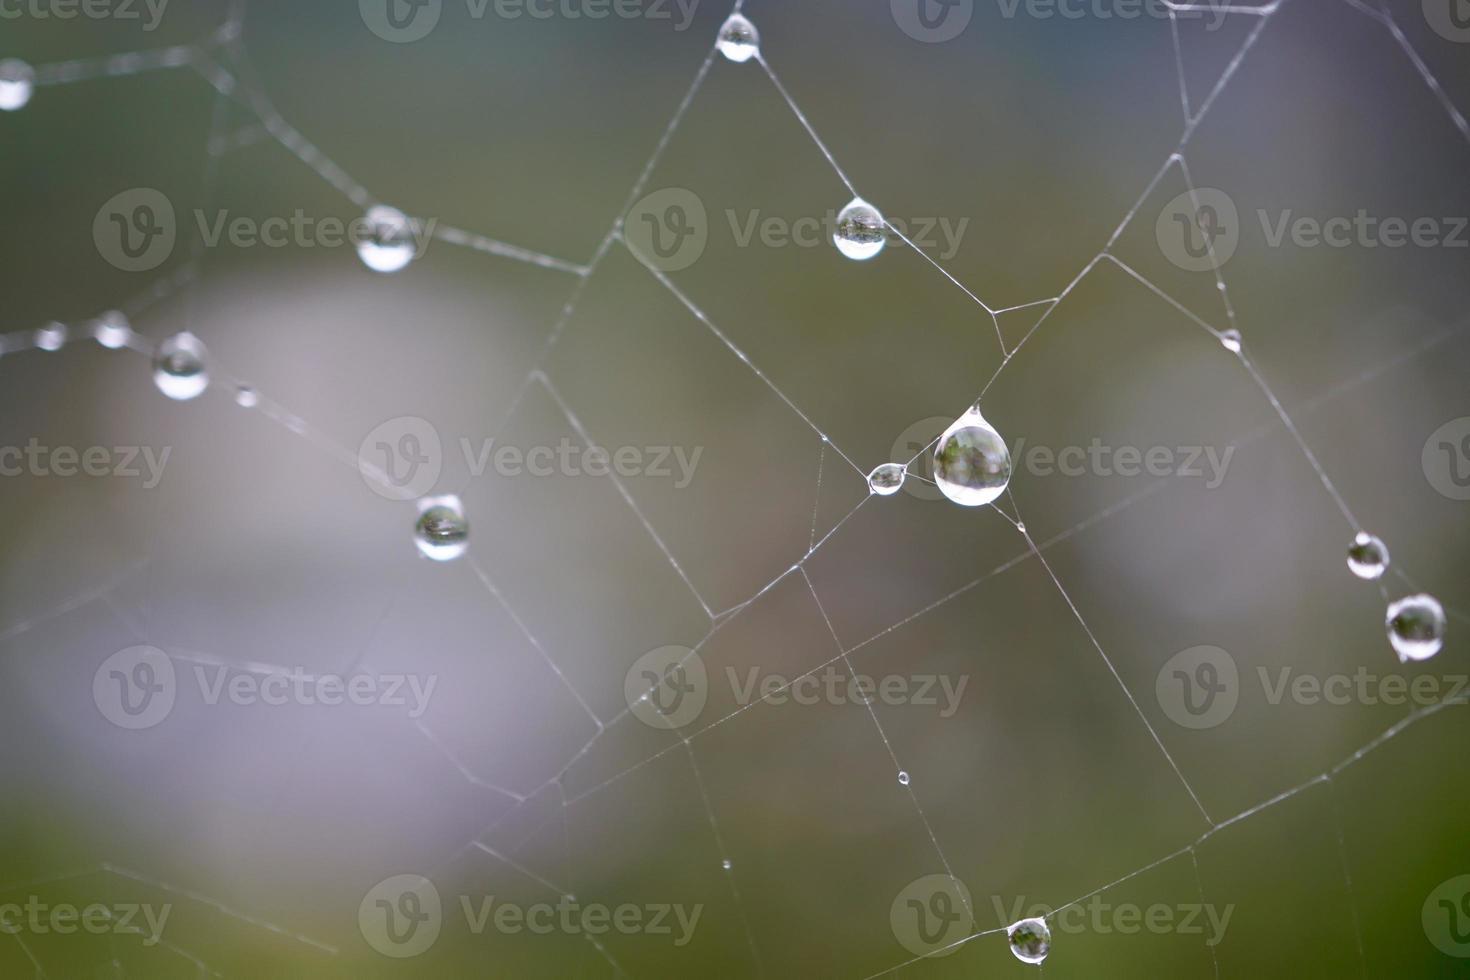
xmin=1015 ymin=521 xmax=1026 ymax=534
xmin=0 ymin=59 xmax=34 ymax=111
xmin=415 ymin=495 xmax=469 ymax=562
xmin=1219 ymin=329 xmax=1242 ymax=353
xmin=1347 ymin=532 xmax=1389 ymax=581
xmin=868 ymin=462 xmax=905 ymax=496
xmin=897 ymin=770 xmax=910 ymax=786
xmin=357 ymin=205 xmax=416 ymax=274
xmin=721 ymin=859 xmax=733 ymax=871
xmin=35 ymin=322 xmax=66 ymax=352
xmin=717 ymin=14 xmax=759 ymax=62
xmin=1007 ymin=917 xmax=1051 ymax=965
xmin=933 ymin=408 xmax=1012 ymax=507
xmin=833 ymin=198 xmax=886 ymax=261
xmin=152 ymin=332 xmax=209 ymax=400
xmin=93 ymin=311 xmax=132 ymax=350
xmin=234 ymin=384 xmax=259 ymax=408
xmin=1386 ymin=594 xmax=1445 ymax=663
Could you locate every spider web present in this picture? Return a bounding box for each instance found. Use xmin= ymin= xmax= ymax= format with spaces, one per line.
xmin=1 ymin=0 xmax=1468 ymax=976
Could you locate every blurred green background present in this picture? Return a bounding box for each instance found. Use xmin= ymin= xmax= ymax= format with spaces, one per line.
xmin=0 ymin=0 xmax=1468 ymax=976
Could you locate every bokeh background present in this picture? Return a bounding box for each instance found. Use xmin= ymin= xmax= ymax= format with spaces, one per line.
xmin=1 ymin=0 xmax=1468 ymax=976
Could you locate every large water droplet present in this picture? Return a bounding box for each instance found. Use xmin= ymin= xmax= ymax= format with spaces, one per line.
xmin=415 ymin=495 xmax=469 ymax=562
xmin=0 ymin=59 xmax=34 ymax=111
xmin=1347 ymin=532 xmax=1389 ymax=581
xmin=152 ymin=332 xmax=209 ymax=400
xmin=35 ymin=322 xmax=66 ymax=352
xmin=1007 ymin=917 xmax=1051 ymax=965
xmin=833 ymin=198 xmax=886 ymax=261
xmin=93 ymin=311 xmax=132 ymax=350
xmin=1386 ymin=594 xmax=1445 ymax=663
xmin=357 ymin=205 xmax=416 ymax=273
xmin=868 ymin=462 xmax=906 ymax=496
xmin=717 ymin=14 xmax=759 ymax=62
xmin=933 ymin=408 xmax=1011 ymax=507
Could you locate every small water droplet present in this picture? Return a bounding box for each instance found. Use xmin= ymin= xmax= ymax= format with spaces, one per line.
xmin=1347 ymin=532 xmax=1389 ymax=581
xmin=35 ymin=322 xmax=66 ymax=352
xmin=1007 ymin=917 xmax=1051 ymax=965
xmin=721 ymin=859 xmax=732 ymax=871
xmin=357 ymin=205 xmax=416 ymax=273
xmin=415 ymin=495 xmax=469 ymax=562
xmin=92 ymin=311 xmax=131 ymax=350
xmin=716 ymin=14 xmax=759 ymax=62
xmin=0 ymin=59 xmax=34 ymax=111
xmin=934 ymin=408 xmax=1011 ymax=507
xmin=833 ymin=198 xmax=886 ymax=261
xmin=1015 ymin=521 xmax=1026 ymax=534
xmin=1386 ymin=594 xmax=1445 ymax=663
xmin=152 ymin=332 xmax=210 ymax=400
xmin=234 ymin=384 xmax=259 ymax=408
xmin=897 ymin=770 xmax=910 ymax=786
xmin=1219 ymin=329 xmax=1242 ymax=353
xmin=868 ymin=462 xmax=905 ymax=496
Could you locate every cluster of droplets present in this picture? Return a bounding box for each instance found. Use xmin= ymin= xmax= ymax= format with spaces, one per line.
xmin=1342 ymin=532 xmax=1446 ymax=661
xmin=414 ymin=495 xmax=470 ymax=562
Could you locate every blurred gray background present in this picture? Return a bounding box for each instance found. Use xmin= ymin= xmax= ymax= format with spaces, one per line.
xmin=1 ymin=0 xmax=1468 ymax=976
